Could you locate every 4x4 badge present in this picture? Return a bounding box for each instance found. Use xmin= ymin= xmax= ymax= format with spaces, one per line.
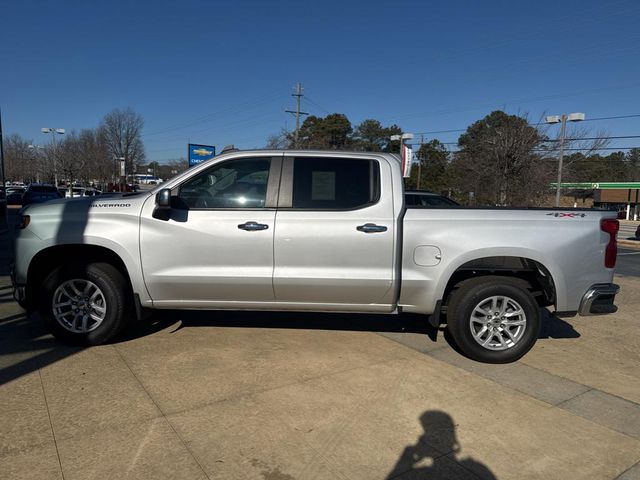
xmin=546 ymin=212 xmax=586 ymax=218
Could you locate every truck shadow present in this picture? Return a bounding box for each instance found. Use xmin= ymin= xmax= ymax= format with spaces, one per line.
xmin=122 ymin=307 xmax=580 ymax=344
xmin=0 ymin=310 xmax=84 ymax=386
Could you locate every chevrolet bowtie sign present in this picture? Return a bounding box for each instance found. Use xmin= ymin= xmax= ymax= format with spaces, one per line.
xmin=188 ymin=143 xmax=216 ymax=168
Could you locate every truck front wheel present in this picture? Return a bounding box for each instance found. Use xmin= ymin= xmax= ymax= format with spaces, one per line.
xmin=446 ymin=276 xmax=541 ymax=363
xmin=39 ymin=262 xmax=130 ymax=345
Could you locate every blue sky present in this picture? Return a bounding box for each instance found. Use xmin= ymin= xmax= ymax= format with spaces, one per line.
xmin=2 ymin=0 xmax=640 ymax=162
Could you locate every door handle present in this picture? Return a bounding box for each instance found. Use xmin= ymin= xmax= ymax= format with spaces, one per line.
xmin=238 ymin=221 xmax=269 ymax=231
xmin=357 ymin=223 xmax=388 ymax=233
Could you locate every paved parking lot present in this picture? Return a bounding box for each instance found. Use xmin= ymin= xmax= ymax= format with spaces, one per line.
xmin=1 ymin=213 xmax=640 ymax=479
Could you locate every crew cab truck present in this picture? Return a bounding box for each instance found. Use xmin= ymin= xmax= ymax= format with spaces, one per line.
xmin=12 ymin=150 xmax=620 ymax=363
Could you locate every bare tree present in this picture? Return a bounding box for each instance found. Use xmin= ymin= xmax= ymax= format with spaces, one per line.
xmin=151 ymin=158 xmax=188 ymax=181
xmin=56 ymin=132 xmax=86 ymax=192
xmin=4 ymin=134 xmax=39 ymax=183
xmin=99 ymin=108 xmax=145 ymax=181
xmin=265 ymin=128 xmax=291 ymax=149
xmin=76 ymin=129 xmax=113 ymax=187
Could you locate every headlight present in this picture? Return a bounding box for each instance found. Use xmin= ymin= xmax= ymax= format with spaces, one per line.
xmin=17 ymin=215 xmax=30 ymax=229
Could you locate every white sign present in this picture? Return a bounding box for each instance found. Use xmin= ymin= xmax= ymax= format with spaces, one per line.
xmin=120 ymin=160 xmax=126 ymax=177
xmin=311 ymin=171 xmax=336 ymax=200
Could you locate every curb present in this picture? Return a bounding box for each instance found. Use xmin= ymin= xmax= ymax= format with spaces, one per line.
xmin=618 ymin=239 xmax=640 ymax=250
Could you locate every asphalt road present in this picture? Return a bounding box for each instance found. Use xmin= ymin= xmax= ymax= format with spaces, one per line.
xmin=616 ymin=248 xmax=640 ymax=277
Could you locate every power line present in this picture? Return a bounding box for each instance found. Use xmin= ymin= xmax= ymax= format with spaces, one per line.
xmin=303 ymin=96 xmax=331 ymax=115
xmin=553 ymin=146 xmax=640 ymax=151
xmin=548 ymin=135 xmax=640 ymax=141
xmin=582 ymin=114 xmax=640 ymax=123
xmin=414 ymin=114 xmax=640 ymax=137
xmin=408 ymin=145 xmax=640 ymax=152
xmin=142 ymin=91 xmax=286 ymax=137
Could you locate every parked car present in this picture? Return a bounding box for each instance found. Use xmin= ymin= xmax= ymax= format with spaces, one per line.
xmin=21 ymin=184 xmax=63 ymax=206
xmin=405 ymin=190 xmax=459 ymax=207
xmin=12 ymin=150 xmax=620 ymax=363
xmin=66 ymin=187 xmax=86 ymax=198
xmin=83 ymin=188 xmax=102 ymax=197
xmin=7 ymin=188 xmax=26 ymax=205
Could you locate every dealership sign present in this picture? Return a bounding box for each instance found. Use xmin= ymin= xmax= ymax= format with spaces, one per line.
xmin=401 ymin=144 xmax=413 ymax=178
xmin=188 ymin=144 xmax=216 ymax=168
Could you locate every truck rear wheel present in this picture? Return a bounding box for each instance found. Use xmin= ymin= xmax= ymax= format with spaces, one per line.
xmin=446 ymin=276 xmax=541 ymax=363
xmin=39 ymin=262 xmax=130 ymax=345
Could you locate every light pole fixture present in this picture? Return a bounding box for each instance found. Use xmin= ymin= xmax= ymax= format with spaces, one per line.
xmin=544 ymin=113 xmax=585 ymax=207
xmin=41 ymin=127 xmax=65 ymax=187
xmin=114 ymin=156 xmax=125 ymax=190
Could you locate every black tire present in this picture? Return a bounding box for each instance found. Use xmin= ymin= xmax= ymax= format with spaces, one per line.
xmin=39 ymin=262 xmax=130 ymax=345
xmin=446 ymin=276 xmax=541 ymax=364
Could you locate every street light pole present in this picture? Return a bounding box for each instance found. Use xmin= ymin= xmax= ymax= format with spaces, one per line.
xmin=28 ymin=145 xmax=44 ymax=183
xmin=555 ymin=115 xmax=568 ymax=208
xmin=114 ymin=156 xmax=125 ymax=191
xmin=41 ymin=128 xmax=65 ymax=187
xmin=544 ymin=113 xmax=585 ymax=207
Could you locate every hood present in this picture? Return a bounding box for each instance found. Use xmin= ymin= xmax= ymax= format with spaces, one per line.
xmin=22 ymin=191 xmax=151 ymax=217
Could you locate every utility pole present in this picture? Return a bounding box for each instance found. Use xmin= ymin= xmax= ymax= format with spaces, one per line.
xmin=0 ymin=108 xmax=5 ymax=188
xmin=0 ymin=108 xmax=6 ymax=228
xmin=285 ymin=82 xmax=308 ymax=148
xmin=555 ymin=115 xmax=568 ymax=208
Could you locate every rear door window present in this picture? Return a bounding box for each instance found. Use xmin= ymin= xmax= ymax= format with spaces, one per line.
xmin=290 ymin=157 xmax=379 ymax=210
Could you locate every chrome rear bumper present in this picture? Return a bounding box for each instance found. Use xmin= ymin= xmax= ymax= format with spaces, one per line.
xmin=578 ymin=283 xmax=620 ymax=316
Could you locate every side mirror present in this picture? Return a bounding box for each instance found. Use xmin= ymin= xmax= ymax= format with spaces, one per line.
xmin=155 ymin=189 xmax=171 ymax=209
xmin=153 ymin=188 xmax=172 ymax=220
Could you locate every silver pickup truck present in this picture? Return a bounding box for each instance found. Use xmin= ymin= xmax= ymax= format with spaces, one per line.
xmin=11 ymin=150 xmax=620 ymax=363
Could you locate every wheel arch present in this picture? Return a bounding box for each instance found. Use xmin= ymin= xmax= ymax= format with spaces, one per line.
xmin=26 ymin=244 xmax=135 ymax=308
xmin=440 ymin=254 xmax=559 ymax=311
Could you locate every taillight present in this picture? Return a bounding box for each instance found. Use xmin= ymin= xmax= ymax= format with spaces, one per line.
xmin=601 ymin=218 xmax=619 ymax=268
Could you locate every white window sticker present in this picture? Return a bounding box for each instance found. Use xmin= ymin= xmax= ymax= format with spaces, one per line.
xmin=311 ymin=171 xmax=336 ymax=200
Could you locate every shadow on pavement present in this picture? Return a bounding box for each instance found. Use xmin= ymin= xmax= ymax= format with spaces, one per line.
xmin=123 ymin=309 xmax=438 ymax=340
xmin=121 ymin=306 xmax=580 ymax=345
xmin=386 ymin=410 xmax=497 ymax=479
xmin=0 ymin=309 xmax=84 ymax=386
xmin=539 ymin=310 xmax=580 ymax=339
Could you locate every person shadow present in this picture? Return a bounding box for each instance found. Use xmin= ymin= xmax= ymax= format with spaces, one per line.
xmin=386 ymin=410 xmax=497 ymax=479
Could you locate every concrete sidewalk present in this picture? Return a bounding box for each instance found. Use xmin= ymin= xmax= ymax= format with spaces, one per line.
xmin=1 ymin=272 xmax=640 ymax=479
